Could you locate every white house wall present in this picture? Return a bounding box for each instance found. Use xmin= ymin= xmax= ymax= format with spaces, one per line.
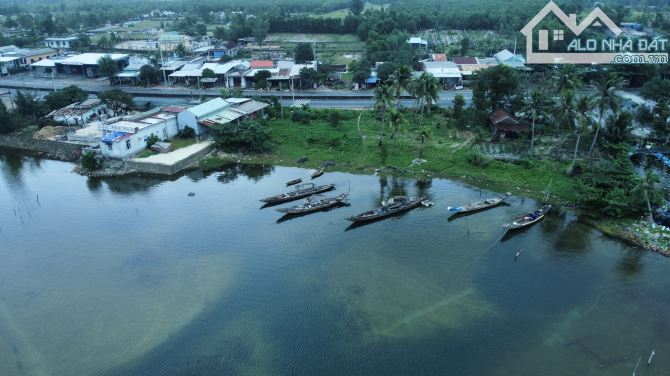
xmin=100 ymin=118 xmax=180 ymax=159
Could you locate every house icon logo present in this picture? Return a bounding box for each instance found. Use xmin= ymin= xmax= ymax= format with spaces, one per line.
xmin=521 ymin=1 xmax=667 ymax=64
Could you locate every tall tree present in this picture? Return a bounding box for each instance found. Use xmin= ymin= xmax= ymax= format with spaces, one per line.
xmin=555 ymin=89 xmax=576 ymax=136
xmin=374 ymin=83 xmax=394 ymax=146
xmin=588 ymin=73 xmax=622 ymax=157
xmin=636 ymin=170 xmax=660 ymax=223
xmin=522 ymin=89 xmax=548 ymax=156
xmin=253 ymin=16 xmax=270 ymax=46
xmin=294 ymin=43 xmax=314 ymax=64
xmin=389 ymin=65 xmax=412 ymax=111
xmin=417 ymin=126 xmax=431 ymax=160
xmin=568 ymin=95 xmax=594 ymax=174
xmin=551 ymin=64 xmax=582 ymax=94
xmin=97 ymin=55 xmax=118 ymax=80
xmin=351 ymin=0 xmax=365 ymax=16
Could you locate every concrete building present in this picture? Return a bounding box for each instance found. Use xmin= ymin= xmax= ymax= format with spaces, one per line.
xmin=407 ymin=37 xmax=428 ymax=49
xmin=47 ymin=99 xmax=108 ymax=126
xmin=99 ymin=108 xmax=180 ymax=159
xmin=157 ymin=33 xmax=192 ymax=51
xmin=177 ymin=97 xmax=268 ymax=136
xmin=54 ymin=53 xmax=130 ymax=78
xmin=44 ymin=36 xmax=77 ymax=50
xmin=421 ymin=61 xmax=463 ymax=88
xmin=207 ymin=42 xmax=240 ymax=60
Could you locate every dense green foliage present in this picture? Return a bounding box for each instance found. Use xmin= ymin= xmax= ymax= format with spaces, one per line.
xmin=576 ymin=147 xmax=649 ymax=218
xmin=43 ymin=85 xmax=88 ymax=112
xmin=139 ymin=65 xmax=161 ymax=86
xmin=212 ymin=121 xmax=273 ymax=152
xmin=81 ymin=151 xmax=102 ymax=171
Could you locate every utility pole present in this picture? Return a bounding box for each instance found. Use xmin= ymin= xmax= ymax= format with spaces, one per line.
xmin=157 ymin=42 xmax=168 ymax=87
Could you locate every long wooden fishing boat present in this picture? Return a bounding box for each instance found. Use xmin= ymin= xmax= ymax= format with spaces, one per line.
xmin=286 ymin=178 xmax=302 ymax=186
xmin=311 ymin=168 xmax=325 ymax=179
xmin=276 ymin=193 xmax=349 ymax=214
xmin=448 ymin=192 xmax=511 ymax=216
xmin=503 ymin=205 xmax=552 ymax=231
xmin=347 ymin=196 xmax=425 ymax=223
xmin=260 ymin=183 xmax=335 ymax=204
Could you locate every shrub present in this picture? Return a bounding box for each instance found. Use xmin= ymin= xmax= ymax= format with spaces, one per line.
xmin=146 ymin=134 xmax=159 ymax=148
xmin=291 ymin=111 xmax=310 ymax=124
xmin=177 ymin=126 xmax=196 ymax=139
xmin=466 ymin=151 xmax=491 ymax=167
xmin=213 ymin=121 xmax=273 ymax=152
xmin=327 ymin=111 xmax=342 ymax=128
xmin=81 ymin=151 xmax=101 ymax=171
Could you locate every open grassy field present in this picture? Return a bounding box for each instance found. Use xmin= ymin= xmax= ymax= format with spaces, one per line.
xmin=201 ymin=110 xmax=580 ymax=204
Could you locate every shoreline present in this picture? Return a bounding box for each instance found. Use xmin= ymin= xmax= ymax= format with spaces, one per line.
xmin=0 ymin=144 xmax=665 ymax=255
xmin=199 ymin=150 xmax=668 ymax=256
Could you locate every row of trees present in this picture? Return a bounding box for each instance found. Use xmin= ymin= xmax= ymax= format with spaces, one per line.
xmin=372 ymin=65 xmax=442 ymax=148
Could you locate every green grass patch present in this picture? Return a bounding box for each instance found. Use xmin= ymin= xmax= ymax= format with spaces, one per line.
xmin=205 ymin=109 xmax=580 ymax=204
xmin=135 ymin=138 xmax=197 ymax=158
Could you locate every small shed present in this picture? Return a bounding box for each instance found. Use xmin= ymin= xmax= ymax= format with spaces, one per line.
xmin=489 ymin=109 xmax=531 ymax=141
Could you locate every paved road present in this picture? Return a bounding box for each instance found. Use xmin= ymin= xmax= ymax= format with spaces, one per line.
xmin=0 ymin=72 xmax=473 ymax=108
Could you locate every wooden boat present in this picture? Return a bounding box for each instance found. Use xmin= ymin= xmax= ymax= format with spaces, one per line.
xmin=276 ymin=193 xmax=349 ymax=214
xmin=503 ymin=205 xmax=552 ymax=231
xmin=448 ymin=192 xmax=511 ymax=216
xmin=260 ymin=183 xmax=335 ymax=204
xmin=347 ymin=196 xmax=425 ymax=223
xmin=311 ymin=168 xmax=325 ymax=179
xmin=286 ymin=178 xmax=302 ymax=186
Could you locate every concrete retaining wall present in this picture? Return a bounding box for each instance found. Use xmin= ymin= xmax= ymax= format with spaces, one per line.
xmin=125 ymin=142 xmax=214 ymax=175
xmin=0 ymin=133 xmax=82 ymax=161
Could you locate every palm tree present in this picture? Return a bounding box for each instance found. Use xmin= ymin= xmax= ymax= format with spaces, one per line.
xmin=522 ymin=89 xmax=547 ymax=156
xmin=637 ymin=170 xmax=660 ymax=223
xmin=389 ymin=65 xmax=413 ymax=111
xmin=588 ymin=73 xmax=622 ymax=157
xmin=374 ymin=83 xmax=394 ymax=146
xmin=551 ymin=64 xmax=582 ymax=94
xmin=555 ymin=89 xmax=576 ymax=136
xmin=388 ymin=110 xmax=402 ymax=145
xmin=413 ymin=73 xmax=440 ymax=126
xmin=568 ymin=95 xmax=594 ymax=174
xmin=417 ymin=126 xmax=431 ymax=160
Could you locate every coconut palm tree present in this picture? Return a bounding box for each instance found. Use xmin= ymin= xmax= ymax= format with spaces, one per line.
xmin=522 ymin=89 xmax=548 ymax=156
xmin=551 ymin=64 xmax=582 ymax=94
xmin=588 ymin=73 xmax=622 ymax=157
xmin=417 ymin=126 xmax=431 ymax=160
xmin=413 ymin=73 xmax=440 ymax=127
xmin=555 ymin=89 xmax=576 ymax=136
xmin=374 ymin=83 xmax=395 ymax=146
xmin=568 ymin=95 xmax=594 ymax=174
xmin=388 ymin=109 xmax=402 ymax=145
xmin=637 ymin=170 xmax=660 ymax=223
xmin=389 ymin=65 xmax=413 ymax=111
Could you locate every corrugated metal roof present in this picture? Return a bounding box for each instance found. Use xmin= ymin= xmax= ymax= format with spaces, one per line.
xmin=187 ymin=98 xmax=231 ymax=118
xmin=58 ymin=53 xmax=129 ymax=66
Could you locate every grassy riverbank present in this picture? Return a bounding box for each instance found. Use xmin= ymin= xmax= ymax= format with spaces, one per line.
xmin=200 ymin=110 xmax=580 ymax=205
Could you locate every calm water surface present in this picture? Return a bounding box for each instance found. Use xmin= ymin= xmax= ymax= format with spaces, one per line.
xmin=0 ymin=151 xmax=668 ymax=376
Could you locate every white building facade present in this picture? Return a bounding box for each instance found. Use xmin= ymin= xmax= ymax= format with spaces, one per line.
xmin=99 ymin=109 xmax=179 ymax=159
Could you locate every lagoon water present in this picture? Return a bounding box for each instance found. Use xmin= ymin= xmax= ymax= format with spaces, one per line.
xmin=0 ymin=151 xmax=668 ymax=376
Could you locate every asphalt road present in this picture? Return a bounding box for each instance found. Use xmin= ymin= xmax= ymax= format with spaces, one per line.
xmin=0 ymin=72 xmax=472 ymax=109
